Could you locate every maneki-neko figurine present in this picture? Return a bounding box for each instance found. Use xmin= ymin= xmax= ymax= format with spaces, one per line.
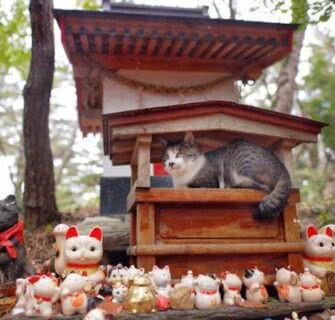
xmin=221 ymin=271 xmax=243 ymax=306
xmin=242 ymin=268 xmax=268 ymax=304
xmin=194 ymin=274 xmax=221 ymax=310
xmin=299 ymin=268 xmax=324 ymax=302
xmin=0 ymin=195 xmax=26 ymax=283
xmin=274 ymin=266 xmax=302 ymax=303
xmin=53 ymin=224 xmax=105 ymax=285
xmin=303 ymin=225 xmax=335 ymax=277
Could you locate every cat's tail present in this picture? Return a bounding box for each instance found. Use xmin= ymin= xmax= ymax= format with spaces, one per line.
xmin=253 ymin=171 xmax=291 ymax=220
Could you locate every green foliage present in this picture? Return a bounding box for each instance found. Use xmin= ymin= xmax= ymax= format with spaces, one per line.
xmin=76 ymin=0 xmax=100 ymax=10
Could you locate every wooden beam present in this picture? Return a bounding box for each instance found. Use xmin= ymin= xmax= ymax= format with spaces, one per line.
xmin=157 ymin=32 xmax=173 ymax=56
xmin=192 ymin=35 xmax=213 ymax=58
xmin=79 ymin=27 xmax=90 ymax=53
xmin=134 ymin=29 xmax=145 ymax=55
xmin=216 ymin=37 xmax=239 ymax=58
xmin=128 ymin=241 xmax=304 ymax=256
xmin=127 ymin=188 xmax=300 ymax=212
xmin=180 ymin=33 xmax=199 ymax=57
xmin=111 ymin=113 xmax=318 ymax=144
xmin=146 ymin=31 xmax=160 ymax=56
xmin=170 ymin=33 xmax=186 ymax=57
xmin=136 ymin=203 xmax=156 ymax=271
xmin=108 ymin=29 xmax=117 ymax=54
xmin=203 ymin=36 xmax=225 ymax=59
xmin=94 ymin=28 xmax=103 ymax=53
xmin=121 ymin=29 xmax=132 ymax=55
xmin=131 ymin=135 xmax=152 ymax=188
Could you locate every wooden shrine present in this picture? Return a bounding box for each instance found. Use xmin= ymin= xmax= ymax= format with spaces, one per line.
xmin=103 ymin=100 xmax=326 ymax=280
xmin=55 ymin=2 xmax=326 ymax=281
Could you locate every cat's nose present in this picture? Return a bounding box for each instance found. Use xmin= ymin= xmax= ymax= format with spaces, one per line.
xmin=168 ymin=162 xmax=175 ymax=168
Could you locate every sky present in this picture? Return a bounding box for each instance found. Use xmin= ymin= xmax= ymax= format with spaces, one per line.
xmin=0 ymin=0 xmax=333 ymax=200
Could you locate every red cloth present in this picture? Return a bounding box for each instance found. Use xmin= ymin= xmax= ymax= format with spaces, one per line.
xmin=154 ymin=163 xmax=168 ymax=176
xmin=0 ymin=220 xmax=24 ymax=259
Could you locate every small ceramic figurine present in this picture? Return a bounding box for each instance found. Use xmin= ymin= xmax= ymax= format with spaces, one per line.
xmin=12 ymin=278 xmax=31 ymax=316
xmin=243 ymin=268 xmax=268 ymax=304
xmin=274 ymin=266 xmax=302 ymax=303
xmin=25 ymin=274 xmax=60 ymax=318
xmin=107 ymin=264 xmax=122 ymax=286
xmin=194 ymin=274 xmax=221 ymax=309
xmin=123 ymin=274 xmax=156 ymax=313
xmin=221 ymin=271 xmax=243 ymax=305
xmin=127 ymin=265 xmax=145 ymax=281
xmin=300 ymin=268 xmax=324 ymax=302
xmin=150 ymin=265 xmax=173 ymax=297
xmin=303 ymin=225 xmax=335 ymax=277
xmin=175 ymin=270 xmax=195 ymax=293
xmin=60 ymin=273 xmax=88 ymax=316
xmin=53 ymin=224 xmax=105 ymax=285
xmin=112 ymin=281 xmax=128 ymax=304
xmin=83 ymin=308 xmax=106 ymax=320
xmin=170 ymin=287 xmax=194 ymax=310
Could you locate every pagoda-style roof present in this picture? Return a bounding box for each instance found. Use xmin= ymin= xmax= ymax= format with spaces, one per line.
xmin=102 ymin=100 xmax=326 ymax=165
xmin=54 ymin=5 xmax=297 ymax=135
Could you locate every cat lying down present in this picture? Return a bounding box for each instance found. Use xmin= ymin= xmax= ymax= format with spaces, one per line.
xmin=160 ymin=132 xmax=291 ymax=220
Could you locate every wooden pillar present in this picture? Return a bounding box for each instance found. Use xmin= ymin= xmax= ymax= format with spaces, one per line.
xmin=136 ymin=202 xmax=156 ymax=271
xmin=131 ymin=135 xmax=152 ymax=188
xmin=283 ymin=202 xmax=303 ymax=272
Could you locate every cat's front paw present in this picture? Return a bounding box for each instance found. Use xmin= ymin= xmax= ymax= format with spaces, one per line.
xmin=53 ymin=223 xmax=69 ymax=236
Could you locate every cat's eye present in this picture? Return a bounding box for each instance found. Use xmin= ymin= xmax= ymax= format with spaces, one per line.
xmin=319 ymin=242 xmax=324 ymax=247
xmin=90 ymin=246 xmax=95 ymax=252
xmin=72 ymin=246 xmax=77 ymax=252
xmin=176 ymin=152 xmax=182 ymax=158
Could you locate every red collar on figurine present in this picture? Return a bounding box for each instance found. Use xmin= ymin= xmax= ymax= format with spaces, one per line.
xmin=34 ymin=294 xmax=52 ymax=302
xmin=303 ymin=254 xmax=333 ymax=262
xmin=228 ymin=287 xmax=240 ymax=291
xmin=66 ymin=262 xmax=99 ymax=269
xmin=301 ymin=284 xmax=320 ymax=290
xmin=201 ymin=290 xmax=217 ymax=295
xmin=0 ymin=220 xmax=24 ymax=259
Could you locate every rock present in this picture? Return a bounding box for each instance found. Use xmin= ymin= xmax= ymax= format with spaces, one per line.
xmin=77 ymin=217 xmax=129 ymax=252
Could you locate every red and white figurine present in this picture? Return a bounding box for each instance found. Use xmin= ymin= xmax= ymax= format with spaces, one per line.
xmin=221 ymin=271 xmax=243 ymax=305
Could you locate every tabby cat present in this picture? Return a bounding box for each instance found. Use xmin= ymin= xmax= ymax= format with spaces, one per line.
xmin=161 ymin=132 xmax=291 ymax=220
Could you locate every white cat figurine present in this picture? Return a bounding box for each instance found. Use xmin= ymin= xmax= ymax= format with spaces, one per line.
xmin=60 ymin=273 xmax=88 ymax=316
xmin=25 ymin=274 xmax=60 ymax=318
xmin=221 ymin=271 xmax=243 ymax=305
xmin=12 ymin=278 xmax=32 ymax=316
xmin=175 ymin=270 xmax=195 ymax=294
xmin=112 ymin=281 xmax=128 ymax=304
xmin=53 ymin=224 xmax=105 ymax=285
xmin=303 ymin=225 xmax=335 ymax=277
xmin=150 ymin=265 xmax=173 ymax=297
xmin=243 ymin=268 xmax=268 ymax=304
xmin=274 ymin=266 xmax=302 ymax=303
xmin=300 ymin=268 xmax=324 ymax=302
xmin=194 ymin=274 xmax=221 ymax=309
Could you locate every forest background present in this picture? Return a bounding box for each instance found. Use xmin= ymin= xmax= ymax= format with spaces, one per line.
xmin=0 ymin=0 xmax=334 ymax=228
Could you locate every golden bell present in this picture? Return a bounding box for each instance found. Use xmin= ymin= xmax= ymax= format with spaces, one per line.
xmin=123 ymin=274 xmax=156 ymax=313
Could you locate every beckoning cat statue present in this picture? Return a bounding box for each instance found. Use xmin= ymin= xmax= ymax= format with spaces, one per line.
xmin=150 ymin=265 xmax=173 ymax=297
xmin=194 ymin=274 xmax=221 ymax=310
xmin=274 ymin=266 xmax=302 ymax=303
xmin=53 ymin=224 xmax=105 ymax=284
xmin=243 ymin=268 xmax=268 ymax=304
xmin=221 ymin=271 xmax=244 ymax=305
xmin=303 ymin=224 xmax=335 ymax=278
xmin=299 ymin=268 xmax=324 ymax=302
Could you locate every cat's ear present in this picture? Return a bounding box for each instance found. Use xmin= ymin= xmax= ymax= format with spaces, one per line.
xmin=163 ymin=265 xmax=170 ymax=271
xmin=184 ymin=132 xmax=194 ymax=145
xmin=152 ymin=265 xmax=159 ymax=271
xmin=66 ymin=226 xmax=79 ymax=239
xmin=89 ymin=226 xmax=103 ymax=241
xmin=4 ymin=194 xmax=16 ymax=205
xmin=306 ymin=225 xmax=318 ymax=239
xmin=325 ymin=226 xmax=333 ymax=238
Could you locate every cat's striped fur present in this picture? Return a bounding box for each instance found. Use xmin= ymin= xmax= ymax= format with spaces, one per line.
xmin=161 ymin=132 xmax=291 ymax=220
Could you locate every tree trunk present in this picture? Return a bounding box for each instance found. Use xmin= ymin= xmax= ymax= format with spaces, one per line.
xmin=272 ymin=31 xmax=305 ymax=113
xmin=23 ymin=0 xmax=60 ymax=229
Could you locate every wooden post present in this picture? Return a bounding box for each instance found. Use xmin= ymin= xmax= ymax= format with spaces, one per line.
xmin=283 ymin=203 xmax=303 ymax=272
xmin=272 ymin=139 xmax=296 ymax=182
xmin=131 ymin=135 xmax=152 ymax=188
xmin=136 ymin=203 xmax=156 ymax=271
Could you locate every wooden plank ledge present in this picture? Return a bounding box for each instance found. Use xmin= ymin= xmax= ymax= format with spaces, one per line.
xmin=127 ymin=242 xmax=304 ymax=256
xmin=127 ymin=188 xmax=300 ymax=212
xmin=18 ymin=297 xmax=335 ymax=320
